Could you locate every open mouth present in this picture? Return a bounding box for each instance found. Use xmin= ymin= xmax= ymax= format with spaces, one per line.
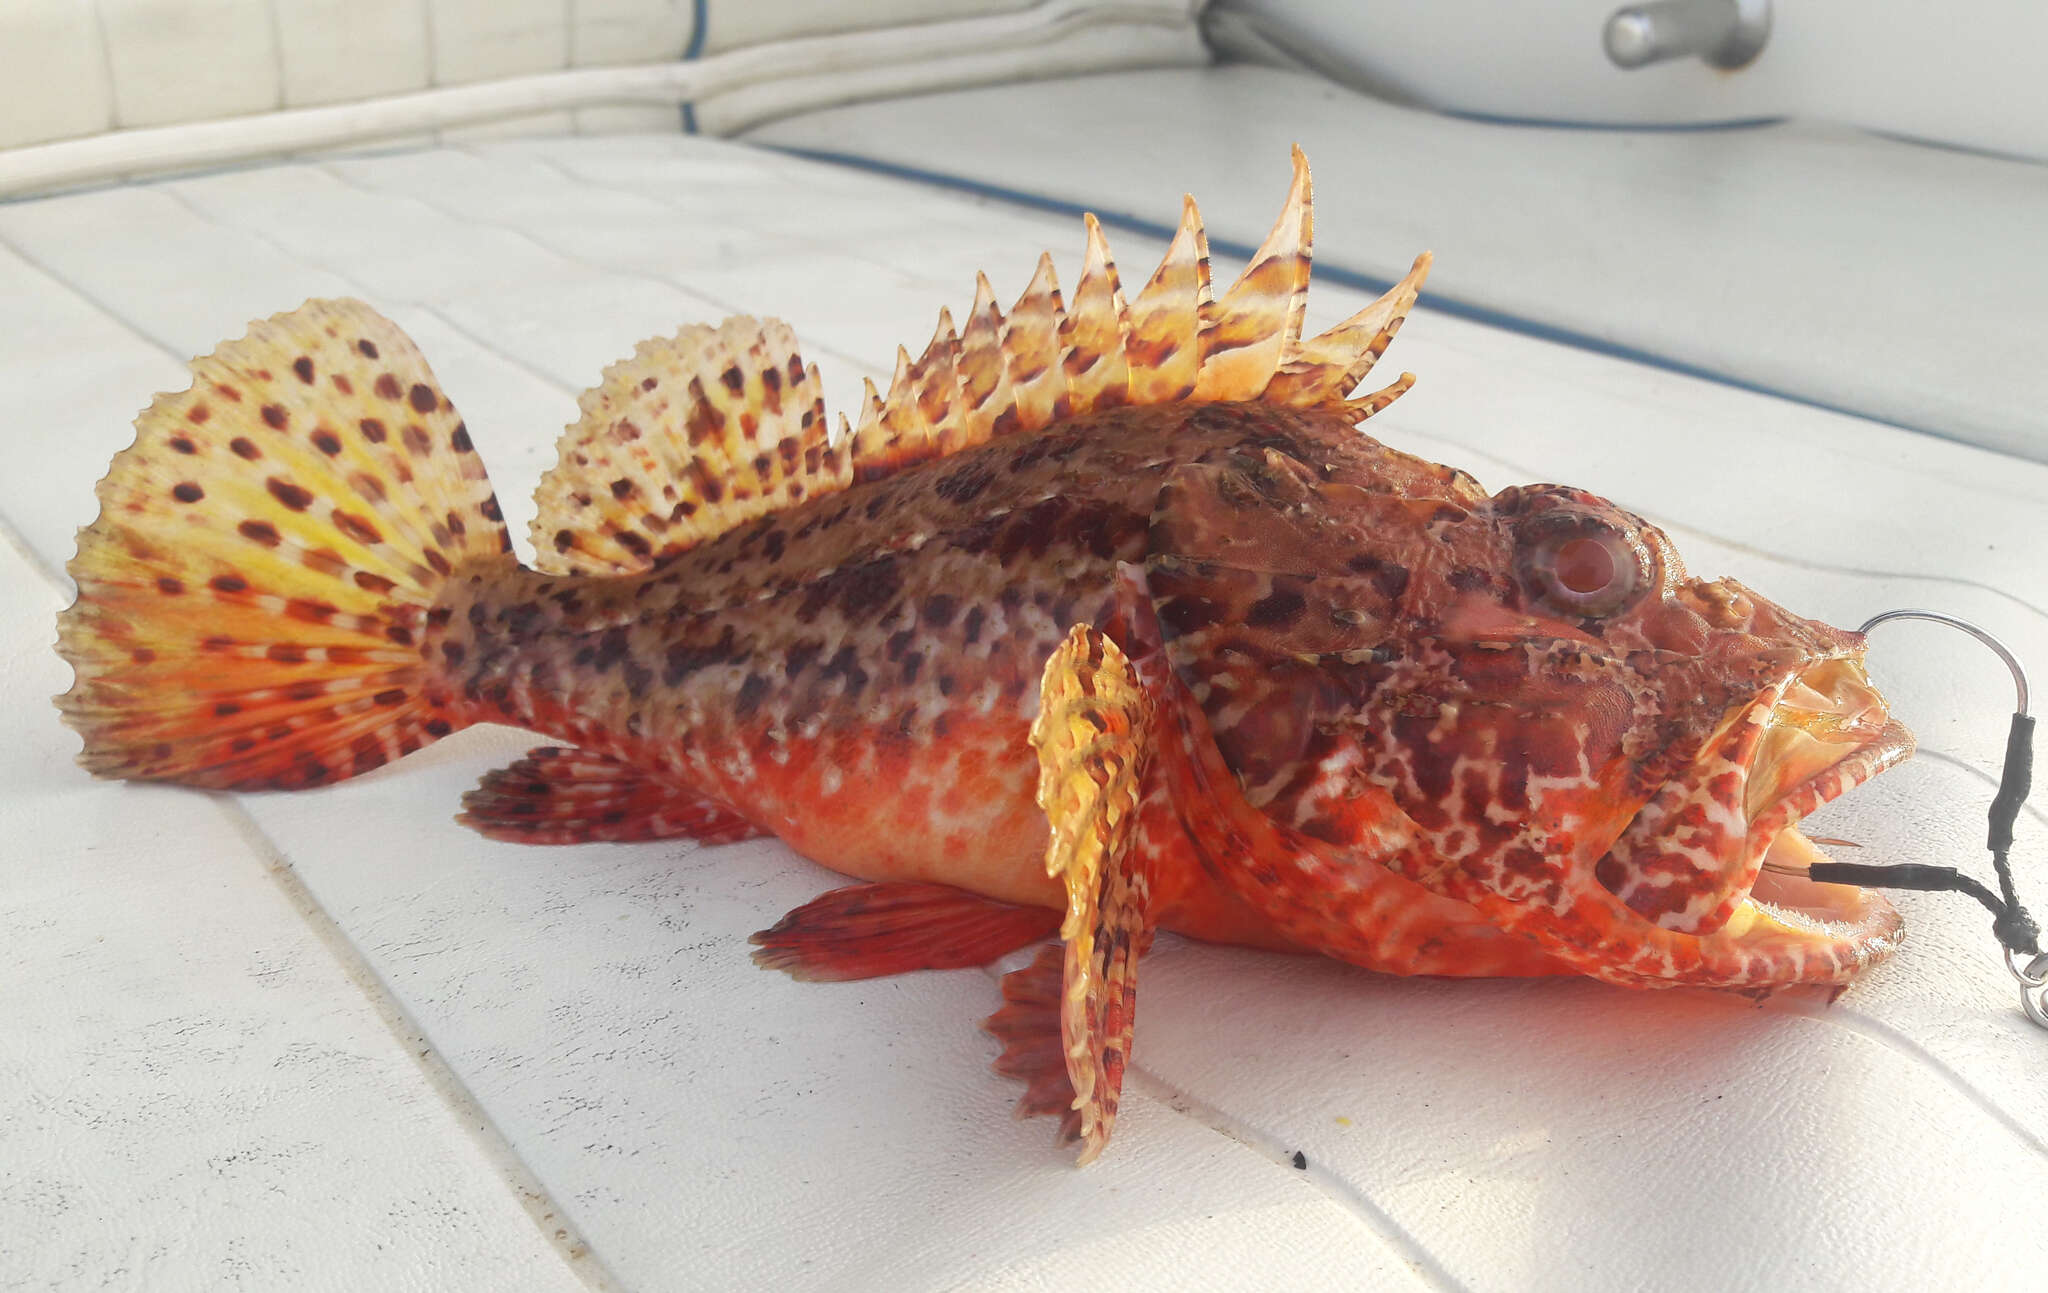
xmin=1725 ymin=659 xmax=1916 ymax=940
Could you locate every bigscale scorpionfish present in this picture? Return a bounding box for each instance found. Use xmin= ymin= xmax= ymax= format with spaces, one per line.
xmin=56 ymin=150 xmax=1912 ymax=1162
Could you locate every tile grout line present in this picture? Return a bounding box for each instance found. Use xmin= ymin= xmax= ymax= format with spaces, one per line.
xmin=1778 ymin=743 xmax=2048 ymax=1163
xmin=462 ymin=140 xmax=1031 ymax=376
xmin=0 ymin=500 xmax=66 ymax=590
xmin=0 ymin=502 xmax=622 ymax=1292
xmin=209 ymin=796 xmax=625 ymax=1292
xmin=759 ymin=142 xmax=2033 ymax=469
xmin=146 ymin=180 xmax=590 ymax=401
xmin=974 ymin=960 xmax=1464 ymax=1292
xmin=1776 ymin=991 xmax=2048 ymax=1164
xmin=1124 ymin=1064 xmax=1469 ymax=1293
xmin=0 ymin=236 xmax=623 ymax=1293
xmin=326 ymin=146 xmax=892 ymax=383
xmin=0 ymin=226 xmax=193 ymax=365
xmin=1919 ymin=748 xmax=2048 ymax=831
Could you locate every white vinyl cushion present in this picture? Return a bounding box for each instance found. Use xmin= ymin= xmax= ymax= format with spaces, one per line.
xmin=274 ymin=0 xmax=433 ymax=108
xmin=2 ymin=133 xmax=2045 ymax=1290
xmin=0 ymin=0 xmax=1150 ymax=151
xmin=0 ymin=2 xmax=113 ymax=147
xmin=98 ymin=0 xmax=283 ymax=129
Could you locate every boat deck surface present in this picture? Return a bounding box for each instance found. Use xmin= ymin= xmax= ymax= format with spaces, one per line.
xmin=3 ymin=116 xmax=2045 ymax=1290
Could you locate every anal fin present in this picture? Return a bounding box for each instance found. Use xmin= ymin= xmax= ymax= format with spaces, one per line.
xmin=750 ymin=882 xmax=1060 ymax=982
xmin=458 ymin=746 xmax=762 ymax=846
xmin=985 ymin=943 xmax=1081 ymax=1135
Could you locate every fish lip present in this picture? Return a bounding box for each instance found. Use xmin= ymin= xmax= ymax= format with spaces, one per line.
xmin=1745 ymin=717 xmax=1915 ymax=852
xmin=1735 ymin=661 xmax=1917 ymax=931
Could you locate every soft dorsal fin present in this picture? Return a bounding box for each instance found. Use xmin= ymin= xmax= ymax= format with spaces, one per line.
xmin=530 ymin=317 xmax=840 ymax=576
xmin=530 ymin=148 xmax=1430 ymax=570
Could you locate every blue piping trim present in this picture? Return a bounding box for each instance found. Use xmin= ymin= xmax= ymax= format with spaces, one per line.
xmin=1437 ymin=108 xmax=1786 ymax=134
xmin=684 ymin=0 xmax=707 ymax=59
xmin=761 ymin=143 xmax=1953 ymax=447
xmin=679 ymin=0 xmax=708 ymax=134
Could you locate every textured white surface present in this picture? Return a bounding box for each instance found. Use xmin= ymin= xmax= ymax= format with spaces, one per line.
xmin=2 ymin=132 xmax=2045 ymax=1289
xmin=747 ymin=64 xmax=2048 ymax=465
xmin=0 ymin=428 xmax=585 ymax=1284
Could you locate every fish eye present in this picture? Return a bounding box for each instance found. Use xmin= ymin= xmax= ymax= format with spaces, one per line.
xmin=1514 ymin=510 xmax=1656 ymax=619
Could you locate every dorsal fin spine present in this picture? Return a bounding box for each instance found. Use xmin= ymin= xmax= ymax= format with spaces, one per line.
xmin=999 ymin=253 xmax=1068 ymax=436
xmin=957 ymin=273 xmax=1017 ymax=442
xmin=1056 ymin=214 xmax=1131 ymax=417
xmin=1263 ymin=251 xmax=1431 ymax=407
xmin=1124 ymin=194 xmax=1213 ymax=406
xmin=1196 ymin=146 xmax=1314 ymax=401
xmin=913 ymin=310 xmax=964 ymax=457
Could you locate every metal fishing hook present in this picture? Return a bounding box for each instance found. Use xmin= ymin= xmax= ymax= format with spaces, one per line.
xmin=1856 ymin=609 xmax=2044 ymax=1030
xmin=1859 ymin=610 xmax=2029 ymax=716
xmin=2014 ymin=951 xmax=2048 ymax=1029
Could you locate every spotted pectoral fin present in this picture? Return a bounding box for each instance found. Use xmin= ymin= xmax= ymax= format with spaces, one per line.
xmin=457 ymin=746 xmax=762 ymax=845
xmin=1013 ymin=623 xmax=1159 ymax=1165
xmin=750 ymin=882 xmax=1061 ymax=981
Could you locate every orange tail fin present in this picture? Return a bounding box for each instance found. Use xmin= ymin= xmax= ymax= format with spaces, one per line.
xmin=55 ymin=299 xmax=512 ymax=790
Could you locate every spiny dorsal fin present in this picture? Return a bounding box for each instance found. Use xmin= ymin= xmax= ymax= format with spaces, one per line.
xmin=832 ymin=143 xmax=1429 ymax=481
xmin=533 ymin=150 xmax=1430 ymax=562
xmin=1262 ymin=250 xmax=1431 ymax=409
xmin=531 ymin=317 xmax=839 ymax=576
xmin=849 ymin=312 xmax=970 ymax=483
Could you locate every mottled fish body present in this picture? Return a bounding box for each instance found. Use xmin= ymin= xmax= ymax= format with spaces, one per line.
xmin=56 ymin=153 xmax=1911 ymax=1162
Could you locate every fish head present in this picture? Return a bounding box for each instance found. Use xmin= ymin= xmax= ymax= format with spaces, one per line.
xmin=1147 ymin=431 xmax=1912 ymax=987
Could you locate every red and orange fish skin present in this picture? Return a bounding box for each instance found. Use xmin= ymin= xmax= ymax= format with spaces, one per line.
xmin=1136 ymin=438 xmax=1906 ymax=988
xmin=422 ymin=396 xmax=1902 ymax=988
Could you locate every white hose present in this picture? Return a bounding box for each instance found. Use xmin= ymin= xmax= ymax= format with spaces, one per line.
xmin=0 ymin=2 xmax=1203 ymax=200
